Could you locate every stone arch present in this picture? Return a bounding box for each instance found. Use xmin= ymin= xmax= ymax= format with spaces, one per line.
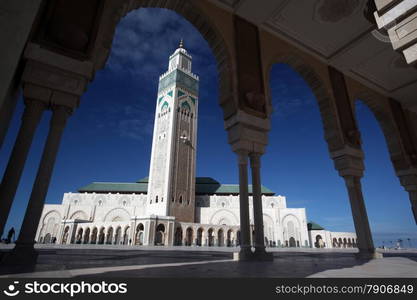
xmin=196 ymin=227 xmax=204 ymax=246
xmin=91 ymin=227 xmax=98 ymax=244
xmin=209 ymin=209 xmax=239 ymax=226
xmin=266 ymin=55 xmax=344 ymax=152
xmin=262 ymin=213 xmax=275 ymax=245
xmin=103 ymin=207 xmax=131 ymax=222
xmin=39 ymin=210 xmax=61 ymax=241
xmin=185 ymin=227 xmax=193 ymax=246
xmin=70 ymin=210 xmax=88 ymax=221
xmin=106 ymin=227 xmax=114 ymax=244
xmin=93 ymin=1 xmax=237 ymax=118
xmin=84 ymin=227 xmax=91 ymax=244
xmin=174 ymin=226 xmax=183 ymax=246
xmin=282 ymin=214 xmax=301 ymax=247
xmin=98 ymin=227 xmax=106 ymax=244
xmin=346 ymin=77 xmax=405 ymax=166
xmin=155 ymin=223 xmax=165 ymax=246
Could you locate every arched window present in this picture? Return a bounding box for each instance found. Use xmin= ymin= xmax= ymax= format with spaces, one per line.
xmin=156 ymin=196 xmax=158 ymax=203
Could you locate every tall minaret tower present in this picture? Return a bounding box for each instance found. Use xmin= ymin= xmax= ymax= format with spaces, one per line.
xmin=147 ymin=40 xmax=199 ymax=222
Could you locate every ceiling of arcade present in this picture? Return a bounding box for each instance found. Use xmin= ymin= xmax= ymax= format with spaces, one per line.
xmin=210 ymin=0 xmax=417 ymax=113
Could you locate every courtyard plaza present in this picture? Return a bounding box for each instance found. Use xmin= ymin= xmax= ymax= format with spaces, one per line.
xmin=0 ymin=245 xmax=416 ymax=278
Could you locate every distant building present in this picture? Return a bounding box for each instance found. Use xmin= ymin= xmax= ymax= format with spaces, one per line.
xmin=35 ymin=42 xmax=355 ymax=249
xmin=308 ymin=222 xmax=357 ymax=249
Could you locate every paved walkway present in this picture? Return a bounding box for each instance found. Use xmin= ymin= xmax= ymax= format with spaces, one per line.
xmin=0 ymin=245 xmax=416 ymax=278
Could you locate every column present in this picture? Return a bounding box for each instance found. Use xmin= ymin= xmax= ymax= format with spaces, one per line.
xmin=343 ymin=175 xmax=380 ymax=258
xmin=250 ymin=153 xmax=266 ymax=254
xmin=397 ymin=171 xmax=417 ymax=224
xmin=236 ymin=151 xmax=252 ymax=258
xmin=0 ymin=99 xmax=46 ymax=238
xmin=0 ymin=0 xmax=42 ymax=149
xmin=9 ymin=105 xmax=71 ymax=261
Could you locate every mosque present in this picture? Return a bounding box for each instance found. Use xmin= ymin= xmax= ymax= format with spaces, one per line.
xmin=35 ymin=42 xmax=356 ymax=250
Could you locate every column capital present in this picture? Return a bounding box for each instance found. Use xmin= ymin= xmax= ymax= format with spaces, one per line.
xmin=331 ymin=145 xmax=365 ymax=177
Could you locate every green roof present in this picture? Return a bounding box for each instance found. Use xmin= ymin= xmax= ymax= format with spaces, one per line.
xmin=79 ymin=177 xmax=275 ymax=196
xmin=307 ymin=222 xmax=325 ymax=231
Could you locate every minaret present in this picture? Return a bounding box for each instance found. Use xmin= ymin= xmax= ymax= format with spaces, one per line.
xmin=146 ymin=40 xmax=199 ymax=222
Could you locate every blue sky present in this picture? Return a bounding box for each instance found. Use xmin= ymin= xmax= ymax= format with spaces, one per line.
xmin=1 ymin=8 xmax=415 ymax=247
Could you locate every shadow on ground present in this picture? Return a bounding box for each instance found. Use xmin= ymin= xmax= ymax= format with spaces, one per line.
xmin=0 ymin=248 xmax=380 ymax=278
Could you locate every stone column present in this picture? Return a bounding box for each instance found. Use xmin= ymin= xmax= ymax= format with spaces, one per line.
xmin=397 ymin=170 xmax=417 ymax=224
xmin=343 ymin=175 xmax=380 ymax=258
xmin=0 ymin=99 xmax=46 ymax=238
xmin=236 ymin=151 xmax=252 ymax=259
xmin=6 ymin=105 xmax=71 ymax=263
xmin=0 ymin=0 xmax=43 ymax=149
xmin=250 ymin=153 xmax=267 ymax=254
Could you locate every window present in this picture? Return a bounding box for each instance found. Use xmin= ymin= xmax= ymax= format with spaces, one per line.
xmin=156 ymin=196 xmax=159 ymax=203
xmin=179 ymin=196 xmax=183 ymax=204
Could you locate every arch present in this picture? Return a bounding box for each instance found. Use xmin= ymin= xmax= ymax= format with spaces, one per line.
xmin=44 ymin=233 xmax=52 ymax=244
xmin=348 ymin=81 xmax=404 ymax=166
xmin=266 ymin=55 xmax=345 ymax=152
xmin=155 ymin=223 xmax=165 ymax=245
xmin=174 ymin=227 xmax=183 ymax=246
xmin=207 ymin=228 xmax=214 ymax=247
xmin=181 ymin=101 xmax=191 ymax=111
xmin=196 ymin=227 xmax=203 ymax=246
xmin=136 ymin=223 xmax=144 ymax=245
xmin=70 ymin=210 xmax=88 ymax=221
xmin=62 ymin=226 xmax=70 ymax=244
xmin=114 ymin=226 xmax=122 ymax=245
xmin=217 ymin=228 xmax=224 ymax=247
xmin=209 ymin=209 xmax=239 ymax=226
xmin=76 ymin=228 xmax=83 ymax=244
xmin=106 ymin=227 xmax=114 ymax=244
xmin=98 ymin=227 xmax=105 ymax=244
xmin=91 ymin=227 xmax=98 ymax=244
xmin=185 ymin=227 xmax=193 ymax=246
xmin=315 ymin=235 xmax=324 ymax=248
xmin=95 ymin=1 xmax=236 ymax=118
xmin=103 ymin=208 xmax=131 ymax=222
xmin=84 ymin=227 xmax=91 ymax=244
xmin=40 ymin=210 xmax=61 ymax=242
xmin=226 ymin=229 xmax=233 ymax=247
xmin=161 ymin=101 xmax=169 ymax=112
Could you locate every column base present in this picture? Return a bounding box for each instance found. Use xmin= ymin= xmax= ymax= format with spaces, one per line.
xmin=355 ymin=249 xmax=383 ymax=260
xmin=1 ymin=243 xmax=38 ymax=266
xmin=233 ymin=247 xmax=253 ymax=261
xmin=233 ymin=247 xmax=274 ymax=261
xmin=253 ymin=247 xmax=274 ymax=261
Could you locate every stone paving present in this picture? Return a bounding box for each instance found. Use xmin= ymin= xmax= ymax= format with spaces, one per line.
xmin=0 ymin=244 xmax=416 ymax=278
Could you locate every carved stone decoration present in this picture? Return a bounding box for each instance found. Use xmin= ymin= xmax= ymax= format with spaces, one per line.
xmin=328 ymin=66 xmax=361 ymax=148
xmin=315 ymin=0 xmax=361 ymax=23
xmin=389 ymin=99 xmax=417 ymax=169
xmin=234 ymin=16 xmax=267 ymax=118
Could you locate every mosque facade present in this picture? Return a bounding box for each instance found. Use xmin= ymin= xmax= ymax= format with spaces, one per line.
xmin=35 ymin=42 xmax=356 ymax=249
